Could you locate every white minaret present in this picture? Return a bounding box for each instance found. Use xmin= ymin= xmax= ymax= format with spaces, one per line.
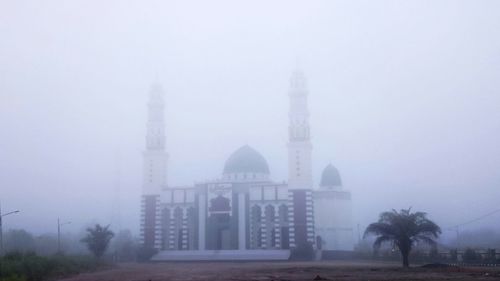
xmin=287 ymin=67 xmax=313 ymax=189
xmin=143 ymin=83 xmax=168 ymax=194
xmin=140 ymin=82 xmax=167 ymax=250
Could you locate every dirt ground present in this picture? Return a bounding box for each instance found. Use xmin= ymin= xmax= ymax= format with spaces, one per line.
xmin=59 ymin=261 xmax=500 ymax=281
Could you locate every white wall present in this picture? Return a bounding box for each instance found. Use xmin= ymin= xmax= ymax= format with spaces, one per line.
xmin=314 ymin=190 xmax=354 ymax=251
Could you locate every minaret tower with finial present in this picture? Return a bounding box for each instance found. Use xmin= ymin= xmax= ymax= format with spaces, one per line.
xmin=140 ymin=82 xmax=168 ymax=250
xmin=286 ymin=64 xmax=316 ymax=249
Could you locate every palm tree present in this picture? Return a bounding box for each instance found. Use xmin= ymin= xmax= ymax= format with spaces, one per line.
xmin=364 ymin=208 xmax=441 ymax=267
xmin=81 ymin=224 xmax=114 ymax=258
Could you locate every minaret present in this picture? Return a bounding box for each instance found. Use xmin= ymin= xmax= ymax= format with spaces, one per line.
xmin=286 ymin=66 xmax=316 ymax=250
xmin=287 ymin=67 xmax=313 ymax=190
xmin=140 ymin=82 xmax=168 ymax=250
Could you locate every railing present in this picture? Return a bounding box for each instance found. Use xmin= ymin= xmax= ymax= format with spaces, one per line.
xmin=349 ymin=249 xmax=500 ymax=267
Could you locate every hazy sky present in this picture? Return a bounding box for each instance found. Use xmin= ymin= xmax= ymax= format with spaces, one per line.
xmin=1 ymin=0 xmax=499 ymax=239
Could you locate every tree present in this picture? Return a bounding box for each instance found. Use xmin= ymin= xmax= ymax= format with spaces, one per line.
xmin=34 ymin=234 xmax=58 ymax=256
xmin=364 ymin=208 xmax=441 ymax=267
xmin=81 ymin=224 xmax=114 ymax=258
xmin=3 ymin=229 xmax=36 ymax=253
xmin=110 ymin=229 xmax=138 ymax=262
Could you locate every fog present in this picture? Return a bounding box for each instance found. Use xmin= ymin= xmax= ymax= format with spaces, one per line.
xmin=1 ymin=0 xmax=499 ymax=242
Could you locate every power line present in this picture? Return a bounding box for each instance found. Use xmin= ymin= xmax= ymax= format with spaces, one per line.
xmin=446 ymin=208 xmax=500 ymax=230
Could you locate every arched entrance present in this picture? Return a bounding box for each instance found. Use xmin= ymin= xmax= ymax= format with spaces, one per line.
xmin=207 ymin=195 xmax=232 ymax=250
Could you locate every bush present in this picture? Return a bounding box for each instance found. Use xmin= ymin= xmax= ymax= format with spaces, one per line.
xmin=449 ymin=249 xmax=458 ymax=262
xmin=110 ymin=230 xmax=138 ymax=262
xmin=462 ymin=248 xmax=481 ymax=263
xmin=290 ymin=241 xmax=315 ymax=261
xmin=136 ymin=246 xmax=158 ymax=262
xmin=0 ymin=252 xmax=107 ymax=281
xmin=485 ymin=249 xmax=497 ymax=263
xmin=428 ymin=246 xmax=441 ymax=263
xmin=2 ymin=276 xmax=27 ymax=281
xmin=3 ymin=230 xmax=36 ymax=254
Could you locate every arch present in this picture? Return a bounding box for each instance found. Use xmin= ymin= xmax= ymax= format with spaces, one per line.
xmin=250 ymin=205 xmax=262 ymax=249
xmin=278 ymin=204 xmax=290 ymax=249
xmin=161 ymin=208 xmax=171 ymax=250
xmin=209 ymin=195 xmax=230 ymax=212
xmin=265 ymin=205 xmax=276 ymax=248
xmin=186 ymin=206 xmax=197 ymax=250
xmin=279 ymin=204 xmax=288 ymax=223
xmin=173 ymin=207 xmax=183 ymax=250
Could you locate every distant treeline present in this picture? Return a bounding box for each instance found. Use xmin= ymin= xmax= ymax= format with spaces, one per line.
xmin=1 ymin=228 xmax=138 ymax=261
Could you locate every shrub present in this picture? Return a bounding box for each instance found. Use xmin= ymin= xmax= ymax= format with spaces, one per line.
xmin=428 ymin=246 xmax=441 ymax=263
xmin=2 ymin=276 xmax=27 ymax=281
xmin=0 ymin=252 xmax=106 ymax=281
xmin=136 ymin=246 xmax=158 ymax=262
xmin=449 ymin=249 xmax=458 ymax=262
xmin=462 ymin=248 xmax=481 ymax=263
xmin=485 ymin=249 xmax=497 ymax=263
xmin=290 ymin=241 xmax=315 ymax=261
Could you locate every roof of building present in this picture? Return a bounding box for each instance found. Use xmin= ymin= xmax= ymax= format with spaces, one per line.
xmin=320 ymin=164 xmax=342 ymax=187
xmin=223 ymin=145 xmax=270 ymax=175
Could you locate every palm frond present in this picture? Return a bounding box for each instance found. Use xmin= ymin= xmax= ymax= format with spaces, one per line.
xmin=373 ymin=235 xmax=392 ymax=250
xmin=413 ymin=235 xmax=438 ymax=246
xmin=364 ymin=222 xmax=396 ymax=238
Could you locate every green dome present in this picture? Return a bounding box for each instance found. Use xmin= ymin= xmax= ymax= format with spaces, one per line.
xmin=223 ymin=145 xmax=270 ymax=175
xmin=320 ymin=164 xmax=342 ymax=187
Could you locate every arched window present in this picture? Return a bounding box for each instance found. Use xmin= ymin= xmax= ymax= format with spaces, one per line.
xmin=251 ymin=205 xmax=262 ymax=249
xmin=265 ymin=205 xmax=275 ymax=249
xmin=279 ymin=205 xmax=288 ymax=223
xmin=173 ymin=207 xmax=183 ymax=250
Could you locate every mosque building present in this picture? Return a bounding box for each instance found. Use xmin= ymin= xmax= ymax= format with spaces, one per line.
xmin=140 ymin=68 xmax=353 ymax=260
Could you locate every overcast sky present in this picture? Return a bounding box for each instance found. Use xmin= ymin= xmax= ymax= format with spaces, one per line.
xmin=1 ymin=0 xmax=499 ymax=239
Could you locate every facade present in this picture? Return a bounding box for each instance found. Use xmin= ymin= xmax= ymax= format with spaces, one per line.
xmin=139 ymin=69 xmax=354 ymax=260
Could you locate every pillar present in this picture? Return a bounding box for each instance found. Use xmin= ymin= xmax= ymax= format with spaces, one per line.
xmin=198 ymin=193 xmax=206 ymax=250
xmin=238 ymin=193 xmax=246 ymax=250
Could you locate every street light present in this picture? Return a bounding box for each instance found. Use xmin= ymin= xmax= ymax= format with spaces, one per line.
xmin=57 ymin=218 xmax=71 ymax=253
xmin=0 ymin=204 xmax=20 ymax=255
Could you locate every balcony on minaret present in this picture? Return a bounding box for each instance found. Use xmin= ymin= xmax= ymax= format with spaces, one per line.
xmin=290 ymin=126 xmax=309 ymax=141
xmin=147 ymin=137 xmax=165 ymax=150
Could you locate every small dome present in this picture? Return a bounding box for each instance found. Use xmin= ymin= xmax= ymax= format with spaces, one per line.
xmin=320 ymin=164 xmax=342 ymax=187
xmin=223 ymin=145 xmax=270 ymax=175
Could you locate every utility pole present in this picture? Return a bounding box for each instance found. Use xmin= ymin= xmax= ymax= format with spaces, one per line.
xmin=57 ymin=218 xmax=71 ymax=253
xmin=357 ymin=223 xmax=361 ymax=243
xmin=0 ymin=203 xmax=20 ymax=255
xmin=0 ymin=207 xmax=2 ymax=256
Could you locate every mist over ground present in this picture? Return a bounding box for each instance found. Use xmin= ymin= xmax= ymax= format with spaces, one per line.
xmin=1 ymin=0 xmax=499 ymax=243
